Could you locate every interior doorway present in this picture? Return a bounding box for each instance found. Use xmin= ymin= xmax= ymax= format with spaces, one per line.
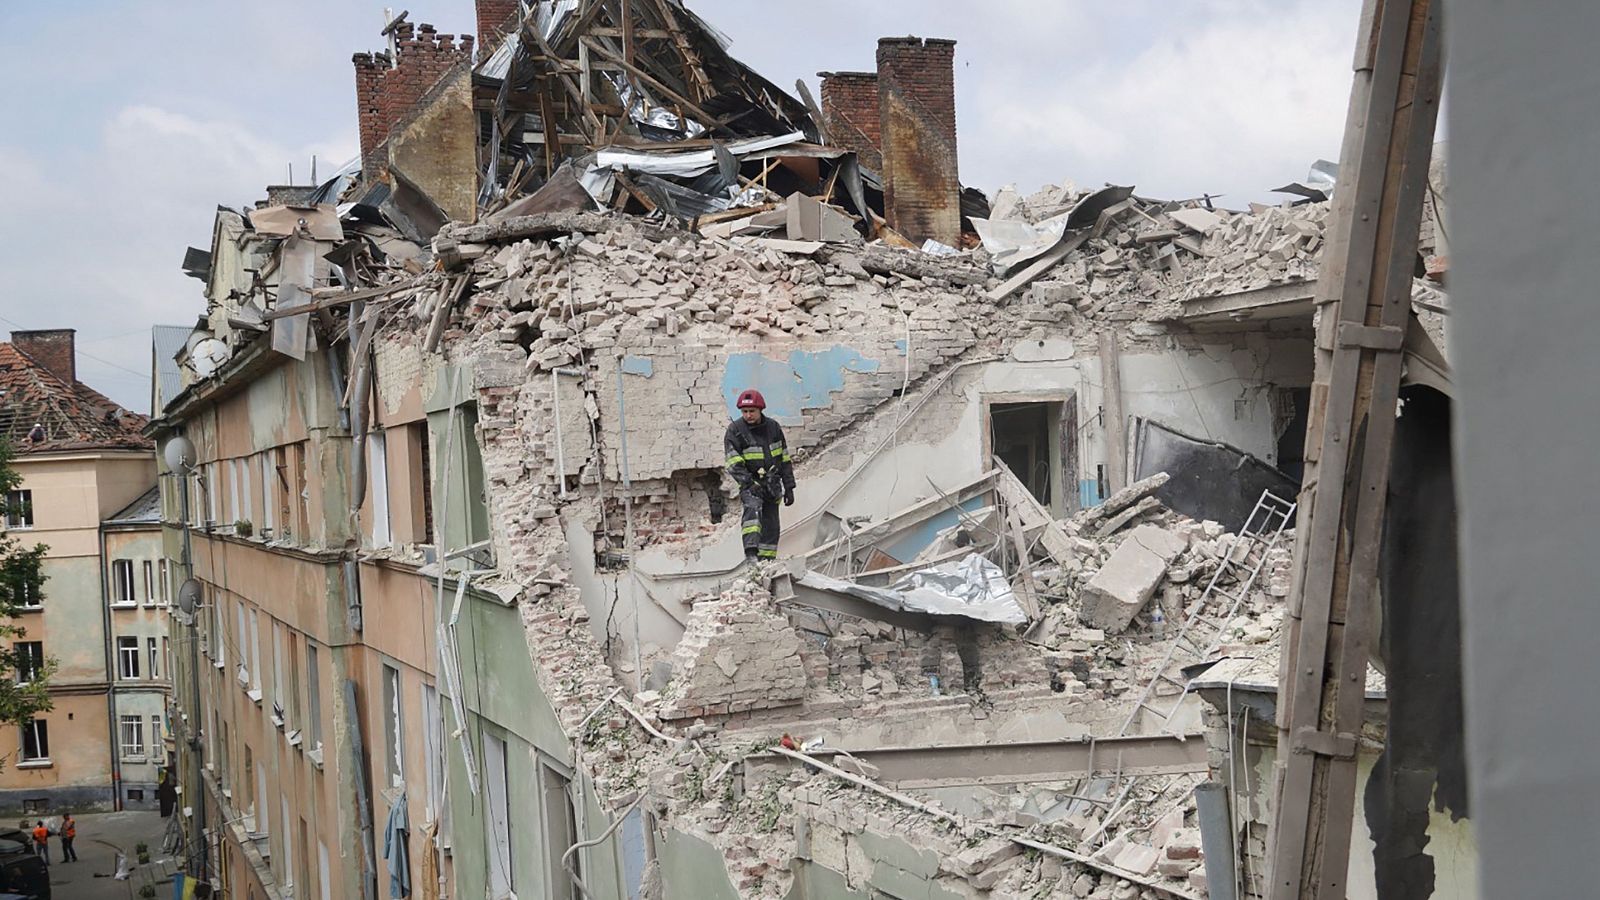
xmin=987 ymin=396 xmax=1079 ymax=518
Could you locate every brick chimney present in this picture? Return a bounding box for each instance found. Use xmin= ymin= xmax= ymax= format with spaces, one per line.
xmin=11 ymin=329 xmax=76 ymax=384
xmin=817 ymin=71 xmax=883 ymax=172
xmin=353 ymin=22 xmax=474 ymax=175
xmin=875 ymin=37 xmax=960 ymax=246
xmin=476 ymin=0 xmax=521 ymax=57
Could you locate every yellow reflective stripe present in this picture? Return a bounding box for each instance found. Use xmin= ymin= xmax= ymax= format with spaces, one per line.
xmin=741 ymin=524 xmax=762 ymax=534
xmin=725 ymin=455 xmax=744 ymax=467
xmin=739 ymin=449 xmax=769 ymax=460
xmin=757 ymin=549 xmax=778 ymax=558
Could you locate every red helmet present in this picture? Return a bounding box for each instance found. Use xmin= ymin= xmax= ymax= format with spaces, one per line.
xmin=736 ymin=389 xmax=766 ymax=410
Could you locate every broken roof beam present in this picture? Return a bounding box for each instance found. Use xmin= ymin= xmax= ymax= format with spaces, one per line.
xmin=448 ymin=210 xmax=613 ymax=244
xmin=750 ymin=733 xmax=1209 ymax=788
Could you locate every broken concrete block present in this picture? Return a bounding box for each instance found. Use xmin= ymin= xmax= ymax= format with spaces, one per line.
xmin=949 ymin=836 xmax=1021 ymax=876
xmin=1111 ymin=842 xmax=1160 ymax=875
xmin=1158 ymin=856 xmax=1199 ymax=878
xmin=1164 ymin=828 xmax=1203 ymax=860
xmin=1080 ymin=525 xmax=1187 ymax=634
xmin=1169 ymin=208 xmax=1223 ymax=235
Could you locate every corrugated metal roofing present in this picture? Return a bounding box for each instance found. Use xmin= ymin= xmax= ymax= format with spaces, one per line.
xmin=151 ymin=325 xmax=191 ymax=417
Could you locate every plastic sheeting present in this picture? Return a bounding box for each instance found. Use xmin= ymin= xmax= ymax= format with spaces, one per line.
xmin=795 ymin=553 xmax=1027 ymax=625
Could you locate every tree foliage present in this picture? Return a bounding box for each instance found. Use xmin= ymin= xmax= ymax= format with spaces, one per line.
xmin=0 ymin=440 xmax=55 ymax=730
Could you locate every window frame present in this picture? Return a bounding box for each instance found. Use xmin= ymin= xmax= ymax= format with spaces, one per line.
xmin=117 ymin=636 xmax=141 ymax=680
xmin=2 ymin=489 xmax=32 ymax=530
xmin=118 ymin=714 xmax=146 ymax=761
xmin=19 ymin=719 xmax=48 ymax=764
xmin=111 ymin=559 xmax=136 ymax=606
xmin=14 ymin=642 xmax=42 ymax=684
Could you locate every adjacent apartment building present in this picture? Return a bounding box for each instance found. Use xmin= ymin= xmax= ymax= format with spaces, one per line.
xmin=0 ymin=329 xmax=158 ymax=812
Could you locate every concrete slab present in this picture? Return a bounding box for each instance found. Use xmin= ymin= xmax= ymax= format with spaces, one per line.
xmin=1080 ymin=525 xmax=1186 ymax=633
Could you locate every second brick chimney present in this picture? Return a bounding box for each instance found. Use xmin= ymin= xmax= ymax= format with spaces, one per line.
xmin=11 ymin=329 xmax=77 ymax=385
xmin=875 ymin=37 xmax=960 ymax=247
xmin=818 ymin=71 xmax=883 ymax=173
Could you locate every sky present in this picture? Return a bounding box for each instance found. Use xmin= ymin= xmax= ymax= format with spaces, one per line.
xmin=0 ymin=0 xmax=1362 ymax=412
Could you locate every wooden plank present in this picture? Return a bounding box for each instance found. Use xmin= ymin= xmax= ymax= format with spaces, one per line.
xmin=581 ymin=37 xmax=719 ymax=131
xmin=1266 ymin=0 xmax=1442 ymax=896
xmin=1098 ymin=332 xmax=1127 ymax=494
xmin=423 ymin=275 xmax=469 ymax=353
xmin=1003 ymin=505 xmax=1042 ymax=622
xmin=265 ymin=283 xmax=412 ymax=321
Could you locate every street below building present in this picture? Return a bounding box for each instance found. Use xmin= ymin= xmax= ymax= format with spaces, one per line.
xmin=36 ymin=810 xmax=176 ymax=900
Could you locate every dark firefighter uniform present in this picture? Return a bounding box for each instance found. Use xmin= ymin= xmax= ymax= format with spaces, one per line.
xmin=724 ymin=392 xmax=794 ymax=560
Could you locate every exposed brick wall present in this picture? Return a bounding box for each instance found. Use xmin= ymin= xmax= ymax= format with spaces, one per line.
xmin=818 ymin=71 xmax=883 ymax=172
xmin=876 ymin=37 xmax=960 ymax=247
xmin=476 ymin=0 xmax=521 ymax=57
xmin=352 ymin=23 xmax=474 ymax=176
xmin=10 ymin=330 xmax=75 ymax=384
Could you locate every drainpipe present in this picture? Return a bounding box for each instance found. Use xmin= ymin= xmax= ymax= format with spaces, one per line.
xmin=1195 ymin=781 xmax=1238 ymax=900
xmin=99 ymin=523 xmax=123 ymax=812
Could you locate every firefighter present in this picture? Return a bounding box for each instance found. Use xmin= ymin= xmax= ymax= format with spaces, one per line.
xmin=724 ymin=389 xmax=794 ymax=562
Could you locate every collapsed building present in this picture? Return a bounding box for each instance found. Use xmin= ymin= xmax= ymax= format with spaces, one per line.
xmin=147 ymin=3 xmax=1466 ymax=899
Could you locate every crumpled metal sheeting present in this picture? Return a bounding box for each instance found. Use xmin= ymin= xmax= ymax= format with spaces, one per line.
xmin=796 ymin=553 xmax=1026 ymax=625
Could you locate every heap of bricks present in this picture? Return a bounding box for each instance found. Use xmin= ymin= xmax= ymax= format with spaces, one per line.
xmin=658 ymin=584 xmax=807 ymax=720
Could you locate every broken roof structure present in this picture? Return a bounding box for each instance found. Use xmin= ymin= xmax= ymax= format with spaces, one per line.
xmin=148 ymin=4 xmax=1464 ymax=900
xmin=0 ymin=331 xmax=151 ymax=453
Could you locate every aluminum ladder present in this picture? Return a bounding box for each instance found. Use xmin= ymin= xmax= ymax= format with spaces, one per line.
xmin=1117 ymin=488 xmax=1298 ymax=735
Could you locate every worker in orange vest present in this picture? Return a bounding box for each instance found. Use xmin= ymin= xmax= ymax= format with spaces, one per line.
xmin=60 ymin=814 xmax=76 ymax=862
xmin=29 ymin=820 xmax=48 ymax=866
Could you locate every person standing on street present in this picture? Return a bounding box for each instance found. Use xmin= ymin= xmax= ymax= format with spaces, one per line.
xmin=29 ymin=820 xmax=48 ymax=866
xmin=723 ymin=389 xmax=794 ymax=563
xmin=60 ymin=814 xmax=76 ymax=862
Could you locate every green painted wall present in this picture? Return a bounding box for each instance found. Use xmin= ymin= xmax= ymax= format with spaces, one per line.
xmin=445 ymin=589 xmax=637 ymax=899
xmin=660 ymin=829 xmax=742 ymax=900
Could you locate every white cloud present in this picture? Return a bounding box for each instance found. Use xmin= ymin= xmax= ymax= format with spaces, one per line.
xmin=0 ymin=105 xmax=354 ymax=411
xmin=967 ymin=2 xmax=1359 ymax=200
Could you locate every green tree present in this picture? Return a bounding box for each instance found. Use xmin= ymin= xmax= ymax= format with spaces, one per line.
xmin=0 ymin=440 xmax=54 ymax=738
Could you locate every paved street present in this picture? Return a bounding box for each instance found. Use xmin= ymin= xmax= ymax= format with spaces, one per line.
xmin=35 ymin=809 xmax=177 ymax=900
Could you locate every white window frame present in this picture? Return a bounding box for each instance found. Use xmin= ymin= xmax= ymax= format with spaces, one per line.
xmin=306 ymin=642 xmax=323 ymax=754
xmin=422 ymin=683 xmax=443 ymax=823
xmin=271 ymin=621 xmax=286 ymax=727
xmin=261 ymin=453 xmax=276 ymax=535
xmin=369 ymin=431 xmax=392 ymax=547
xmin=14 ymin=642 xmax=42 ymax=684
xmin=206 ymin=464 xmax=219 ymax=526
xmin=142 ymin=561 xmax=155 ymax=606
xmin=19 ymin=719 xmax=48 ymax=764
xmin=235 ymin=601 xmax=248 ymax=685
xmin=2 ymin=489 xmax=32 ymax=530
xmin=383 ymin=664 xmax=404 ymax=788
xmin=119 ymin=714 xmax=146 ymax=760
xmin=158 ymin=559 xmax=170 ymax=606
xmin=112 ymin=559 xmax=136 ymax=606
xmin=248 ymin=609 xmax=263 ymax=700
xmin=147 ymin=636 xmax=160 ymax=680
xmin=484 ymin=733 xmax=514 ymax=898
xmin=117 ymin=636 xmax=141 ymax=680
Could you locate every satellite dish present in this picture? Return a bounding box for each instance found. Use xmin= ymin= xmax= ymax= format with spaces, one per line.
xmin=164 ymin=436 xmax=197 ymax=475
xmin=177 ymin=579 xmax=203 ymax=615
xmin=190 ymin=338 xmax=231 ymax=378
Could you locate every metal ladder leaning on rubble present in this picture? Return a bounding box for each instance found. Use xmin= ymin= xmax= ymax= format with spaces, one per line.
xmin=1118 ymin=488 xmax=1297 ymax=736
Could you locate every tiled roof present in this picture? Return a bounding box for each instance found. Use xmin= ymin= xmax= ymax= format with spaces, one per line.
xmin=0 ymin=343 xmax=152 ymax=453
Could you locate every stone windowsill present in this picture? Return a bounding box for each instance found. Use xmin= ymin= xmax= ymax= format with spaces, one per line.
xmin=307 ymin=746 xmax=324 ymax=770
xmin=16 ymin=760 xmax=52 ymax=770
